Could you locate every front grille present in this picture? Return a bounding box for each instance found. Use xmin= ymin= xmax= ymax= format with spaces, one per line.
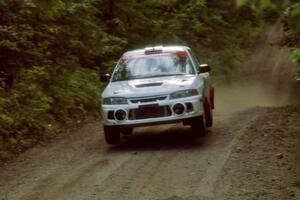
xmin=130 ymin=96 xmax=167 ymax=104
xmin=129 ymin=105 xmax=171 ymax=120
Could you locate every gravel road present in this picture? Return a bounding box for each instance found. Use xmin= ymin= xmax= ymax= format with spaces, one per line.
xmin=0 ymin=23 xmax=299 ymax=200
xmin=0 ymin=107 xmax=266 ymax=200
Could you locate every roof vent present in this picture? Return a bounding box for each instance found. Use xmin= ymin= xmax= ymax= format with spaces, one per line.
xmin=144 ymin=46 xmax=163 ymax=55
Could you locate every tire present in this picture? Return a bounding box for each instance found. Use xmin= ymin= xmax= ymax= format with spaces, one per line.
xmin=103 ymin=125 xmax=120 ymax=144
xmin=121 ymin=128 xmax=133 ymax=135
xmin=191 ymin=116 xmax=206 ymax=137
xmin=204 ymin=97 xmax=213 ymax=128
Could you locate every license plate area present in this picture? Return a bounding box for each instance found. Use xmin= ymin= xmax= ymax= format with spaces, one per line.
xmin=129 ymin=105 xmax=171 ymax=120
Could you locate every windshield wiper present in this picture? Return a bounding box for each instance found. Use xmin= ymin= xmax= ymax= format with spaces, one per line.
xmin=113 ymin=73 xmax=187 ymax=81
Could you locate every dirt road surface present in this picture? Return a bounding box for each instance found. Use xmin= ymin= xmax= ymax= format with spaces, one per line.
xmin=0 ymin=24 xmax=299 ymax=200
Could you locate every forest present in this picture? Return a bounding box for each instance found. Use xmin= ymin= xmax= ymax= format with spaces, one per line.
xmin=0 ymin=0 xmax=299 ymax=154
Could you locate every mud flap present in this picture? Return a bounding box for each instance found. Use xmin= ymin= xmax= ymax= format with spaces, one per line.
xmin=210 ymin=87 xmax=215 ymax=109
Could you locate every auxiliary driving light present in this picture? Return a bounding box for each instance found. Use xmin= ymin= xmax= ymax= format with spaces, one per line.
xmin=172 ymin=103 xmax=186 ymax=115
xmin=114 ymin=109 xmax=127 ymax=121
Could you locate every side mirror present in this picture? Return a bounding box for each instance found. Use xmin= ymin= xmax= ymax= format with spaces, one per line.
xmin=198 ymin=64 xmax=211 ymax=74
xmin=100 ymin=73 xmax=111 ymax=83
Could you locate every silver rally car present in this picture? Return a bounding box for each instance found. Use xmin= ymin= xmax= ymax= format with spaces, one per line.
xmin=100 ymin=46 xmax=214 ymax=144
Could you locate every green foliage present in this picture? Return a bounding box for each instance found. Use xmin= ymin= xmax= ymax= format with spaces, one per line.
xmin=0 ymin=64 xmax=101 ymax=150
xmin=100 ymin=0 xmax=262 ymax=81
xmin=290 ymin=48 xmax=300 ymax=78
xmin=0 ymin=0 xmax=105 ymax=150
xmin=235 ymin=0 xmax=300 ymax=79
xmin=290 ymin=48 xmax=300 ymax=63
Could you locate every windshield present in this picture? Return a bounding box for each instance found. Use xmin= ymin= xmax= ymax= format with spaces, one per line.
xmin=111 ymin=52 xmax=195 ymax=82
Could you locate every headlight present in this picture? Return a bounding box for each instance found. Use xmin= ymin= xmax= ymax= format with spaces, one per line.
xmin=170 ymin=89 xmax=199 ymax=99
xmin=102 ymin=97 xmax=128 ymax=105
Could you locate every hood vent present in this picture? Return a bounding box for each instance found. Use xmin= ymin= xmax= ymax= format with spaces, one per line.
xmin=135 ymin=82 xmax=163 ymax=88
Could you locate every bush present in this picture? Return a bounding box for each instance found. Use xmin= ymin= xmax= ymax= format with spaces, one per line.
xmin=0 ymin=64 xmax=100 ymax=150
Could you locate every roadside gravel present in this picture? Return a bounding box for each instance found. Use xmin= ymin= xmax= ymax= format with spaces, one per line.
xmin=216 ymin=106 xmax=300 ymax=200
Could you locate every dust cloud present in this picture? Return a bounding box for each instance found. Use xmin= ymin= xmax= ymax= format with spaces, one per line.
xmin=216 ymin=82 xmax=288 ymax=115
xmin=215 ymin=22 xmax=299 ymax=116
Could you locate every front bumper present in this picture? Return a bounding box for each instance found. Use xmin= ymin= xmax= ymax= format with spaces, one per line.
xmin=101 ymin=95 xmax=203 ymax=127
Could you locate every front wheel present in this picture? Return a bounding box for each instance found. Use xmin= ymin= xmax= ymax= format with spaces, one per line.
xmin=191 ymin=116 xmax=206 ymax=137
xmin=103 ymin=125 xmax=120 ymax=144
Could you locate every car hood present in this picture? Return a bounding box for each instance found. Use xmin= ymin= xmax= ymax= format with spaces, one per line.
xmin=102 ymin=75 xmax=201 ymax=98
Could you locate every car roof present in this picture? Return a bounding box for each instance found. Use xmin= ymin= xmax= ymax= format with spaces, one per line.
xmin=123 ymin=46 xmax=190 ymax=57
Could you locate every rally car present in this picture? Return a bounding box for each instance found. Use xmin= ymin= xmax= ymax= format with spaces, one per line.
xmin=100 ymin=46 xmax=214 ymax=144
